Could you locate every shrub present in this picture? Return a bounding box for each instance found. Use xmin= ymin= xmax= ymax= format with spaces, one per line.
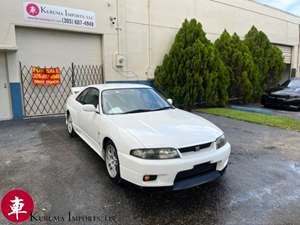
xmin=215 ymin=31 xmax=260 ymax=103
xmin=244 ymin=26 xmax=285 ymax=90
xmin=154 ymin=19 xmax=229 ymax=109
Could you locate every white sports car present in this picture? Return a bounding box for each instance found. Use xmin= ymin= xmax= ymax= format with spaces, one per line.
xmin=65 ymin=84 xmax=231 ymax=190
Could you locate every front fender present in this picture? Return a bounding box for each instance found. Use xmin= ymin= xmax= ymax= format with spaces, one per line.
xmin=99 ymin=117 xmax=145 ymax=156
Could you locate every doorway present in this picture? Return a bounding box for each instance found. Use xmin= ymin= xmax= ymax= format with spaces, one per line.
xmin=0 ymin=52 xmax=12 ymax=120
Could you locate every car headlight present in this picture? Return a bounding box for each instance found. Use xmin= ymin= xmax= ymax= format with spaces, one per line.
xmin=130 ymin=148 xmax=180 ymax=159
xmin=216 ymin=135 xmax=227 ymax=149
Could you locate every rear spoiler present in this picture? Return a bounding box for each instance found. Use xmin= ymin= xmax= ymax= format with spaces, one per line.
xmin=71 ymin=87 xmax=85 ymax=95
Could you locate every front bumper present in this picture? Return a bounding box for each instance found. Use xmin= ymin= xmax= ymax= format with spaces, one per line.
xmin=261 ymin=95 xmax=300 ymax=110
xmin=118 ymin=142 xmax=231 ymax=190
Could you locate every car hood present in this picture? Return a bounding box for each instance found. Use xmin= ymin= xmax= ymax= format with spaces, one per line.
xmin=108 ymin=109 xmax=223 ymax=148
xmin=271 ymin=87 xmax=300 ymax=97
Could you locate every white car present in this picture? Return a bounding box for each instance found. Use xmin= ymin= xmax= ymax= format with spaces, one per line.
xmin=65 ymin=84 xmax=231 ymax=190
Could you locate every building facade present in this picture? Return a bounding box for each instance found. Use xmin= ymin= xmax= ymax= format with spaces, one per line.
xmin=0 ymin=0 xmax=300 ymax=120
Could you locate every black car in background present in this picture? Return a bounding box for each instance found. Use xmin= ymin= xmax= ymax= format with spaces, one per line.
xmin=261 ymin=78 xmax=300 ymax=110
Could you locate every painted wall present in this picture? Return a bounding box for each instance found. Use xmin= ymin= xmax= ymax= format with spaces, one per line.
xmin=0 ymin=0 xmax=120 ymax=83
xmin=1 ymin=0 xmax=299 ymax=82
xmin=0 ymin=0 xmax=120 ymax=119
xmin=124 ymin=0 xmax=300 ymax=80
xmin=0 ymin=0 xmax=300 ymax=119
xmin=0 ymin=52 xmax=13 ymax=120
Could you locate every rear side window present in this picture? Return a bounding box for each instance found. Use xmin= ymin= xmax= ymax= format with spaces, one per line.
xmin=76 ymin=88 xmax=99 ymax=107
xmin=84 ymin=89 xmax=99 ymax=107
xmin=76 ymin=89 xmax=90 ymax=104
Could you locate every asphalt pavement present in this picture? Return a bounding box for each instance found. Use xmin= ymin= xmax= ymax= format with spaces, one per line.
xmin=0 ymin=114 xmax=300 ymax=225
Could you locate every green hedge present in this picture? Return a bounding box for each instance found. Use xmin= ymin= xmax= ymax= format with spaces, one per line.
xmin=154 ymin=19 xmax=285 ymax=108
xmin=215 ymin=31 xmax=261 ymax=103
xmin=154 ymin=19 xmax=229 ymax=109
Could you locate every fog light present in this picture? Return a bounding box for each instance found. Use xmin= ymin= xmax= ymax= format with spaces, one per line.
xmin=143 ymin=175 xmax=157 ymax=182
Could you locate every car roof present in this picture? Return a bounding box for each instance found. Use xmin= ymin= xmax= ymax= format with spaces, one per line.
xmin=87 ymin=83 xmax=152 ymax=91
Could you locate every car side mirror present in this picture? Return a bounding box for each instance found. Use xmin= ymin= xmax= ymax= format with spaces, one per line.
xmin=167 ymin=99 xmax=173 ymax=105
xmin=82 ymin=104 xmax=99 ymax=113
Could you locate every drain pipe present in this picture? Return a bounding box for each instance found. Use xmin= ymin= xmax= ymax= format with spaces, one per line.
xmin=111 ymin=0 xmax=139 ymax=79
xmin=146 ymin=0 xmax=152 ymax=79
xmin=297 ymin=24 xmax=300 ymax=77
xmin=116 ymin=0 xmax=120 ymax=54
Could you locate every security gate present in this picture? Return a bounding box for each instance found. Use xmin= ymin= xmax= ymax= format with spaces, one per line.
xmin=20 ymin=62 xmax=104 ymax=117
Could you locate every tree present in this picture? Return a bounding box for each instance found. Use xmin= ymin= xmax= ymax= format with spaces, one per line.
xmin=244 ymin=26 xmax=285 ymax=89
xmin=215 ymin=31 xmax=260 ymax=103
xmin=154 ymin=19 xmax=229 ymax=109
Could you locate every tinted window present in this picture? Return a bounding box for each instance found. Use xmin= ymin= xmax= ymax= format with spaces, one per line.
xmin=76 ymin=88 xmax=99 ymax=107
xmin=83 ymin=89 xmax=99 ymax=107
xmin=76 ymin=88 xmax=90 ymax=104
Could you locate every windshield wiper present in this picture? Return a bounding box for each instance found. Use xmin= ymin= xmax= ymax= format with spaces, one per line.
xmin=152 ymin=106 xmax=173 ymax=111
xmin=122 ymin=107 xmax=173 ymax=114
xmin=122 ymin=109 xmax=153 ymax=114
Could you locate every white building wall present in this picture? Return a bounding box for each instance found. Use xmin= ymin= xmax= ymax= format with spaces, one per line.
xmin=0 ymin=0 xmax=122 ymax=120
xmin=124 ymin=0 xmax=300 ymax=80
xmin=0 ymin=0 xmax=299 ymax=82
xmin=0 ymin=0 xmax=123 ymax=83
xmin=0 ymin=52 xmax=12 ymax=120
xmin=0 ymin=0 xmax=300 ymax=120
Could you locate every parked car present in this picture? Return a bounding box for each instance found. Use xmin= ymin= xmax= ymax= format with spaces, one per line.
xmin=65 ymin=84 xmax=231 ymax=190
xmin=261 ymin=78 xmax=300 ymax=110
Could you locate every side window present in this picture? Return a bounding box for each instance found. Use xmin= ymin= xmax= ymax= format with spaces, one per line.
xmin=76 ymin=88 xmax=90 ymax=104
xmin=82 ymin=88 xmax=99 ymax=107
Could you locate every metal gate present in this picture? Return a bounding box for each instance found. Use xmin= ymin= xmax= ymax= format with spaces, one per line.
xmin=20 ymin=62 xmax=104 ymax=117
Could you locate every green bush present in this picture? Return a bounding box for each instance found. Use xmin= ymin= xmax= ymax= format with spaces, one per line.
xmin=244 ymin=26 xmax=285 ymax=90
xmin=154 ymin=19 xmax=229 ymax=109
xmin=154 ymin=20 xmax=285 ymax=107
xmin=215 ymin=31 xmax=260 ymax=103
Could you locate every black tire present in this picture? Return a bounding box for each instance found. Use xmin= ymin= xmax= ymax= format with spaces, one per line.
xmin=66 ymin=113 xmax=76 ymax=137
xmin=261 ymin=98 xmax=267 ymax=108
xmin=105 ymin=141 xmax=122 ymax=183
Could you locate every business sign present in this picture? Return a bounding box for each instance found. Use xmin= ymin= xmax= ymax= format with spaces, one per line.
xmin=24 ymin=2 xmax=96 ymax=28
xmin=1 ymin=189 xmax=34 ymax=223
xmin=32 ymin=67 xmax=61 ymax=85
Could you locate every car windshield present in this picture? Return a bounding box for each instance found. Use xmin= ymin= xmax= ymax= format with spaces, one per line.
xmin=102 ymin=88 xmax=172 ymax=115
xmin=286 ymin=79 xmax=300 ymax=88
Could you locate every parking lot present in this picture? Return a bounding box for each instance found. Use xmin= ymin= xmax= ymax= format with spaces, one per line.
xmin=1 ymin=114 xmax=300 ymax=225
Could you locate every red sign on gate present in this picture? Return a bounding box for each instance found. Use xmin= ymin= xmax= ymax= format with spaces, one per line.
xmin=32 ymin=67 xmax=61 ymax=85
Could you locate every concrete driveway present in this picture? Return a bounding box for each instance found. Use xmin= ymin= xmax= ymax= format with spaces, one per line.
xmin=1 ymin=115 xmax=300 ymax=225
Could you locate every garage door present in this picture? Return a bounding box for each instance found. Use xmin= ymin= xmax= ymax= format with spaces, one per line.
xmin=16 ymin=27 xmax=104 ymax=117
xmin=275 ymin=45 xmax=292 ymax=64
xmin=16 ymin=27 xmax=102 ymax=67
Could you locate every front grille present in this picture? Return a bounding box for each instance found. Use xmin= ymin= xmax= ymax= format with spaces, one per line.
xmin=179 ymin=142 xmax=212 ymax=153
xmin=267 ymin=96 xmax=285 ymax=105
xmin=175 ymin=162 xmax=217 ymax=182
xmin=270 ymin=94 xmax=289 ymax=99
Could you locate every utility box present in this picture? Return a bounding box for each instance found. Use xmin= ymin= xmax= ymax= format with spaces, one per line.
xmin=115 ymin=54 xmax=125 ymax=68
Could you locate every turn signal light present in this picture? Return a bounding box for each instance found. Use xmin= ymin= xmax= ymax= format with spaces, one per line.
xmin=143 ymin=175 xmax=157 ymax=182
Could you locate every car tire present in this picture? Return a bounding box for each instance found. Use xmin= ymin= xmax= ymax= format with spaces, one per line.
xmin=66 ymin=113 xmax=76 ymax=137
xmin=105 ymin=141 xmax=122 ymax=183
xmin=261 ymin=99 xmax=267 ymax=108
